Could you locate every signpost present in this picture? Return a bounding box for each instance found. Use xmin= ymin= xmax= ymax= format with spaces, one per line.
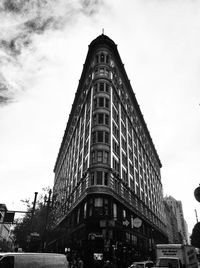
xmin=132 ymin=217 xmax=142 ymax=228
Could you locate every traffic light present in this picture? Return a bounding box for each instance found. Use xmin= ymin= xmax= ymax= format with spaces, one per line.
xmin=3 ymin=211 xmax=15 ymax=223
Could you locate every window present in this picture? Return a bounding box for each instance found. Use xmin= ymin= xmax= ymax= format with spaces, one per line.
xmin=122 ymin=168 xmax=128 ymax=182
xmin=122 ymin=137 xmax=127 ymax=151
xmin=97 ymin=151 xmax=103 ymax=162
xmin=93 ymin=113 xmax=109 ymax=125
xmin=90 ymin=171 xmax=109 ymax=186
xmin=122 ymin=153 xmax=127 ymax=167
xmin=99 ymin=97 xmax=104 ymax=107
xmin=113 ymin=139 xmax=119 ymax=156
xmin=130 ymin=178 xmax=135 ymax=191
xmin=94 ymin=197 xmax=103 ymax=216
xmin=113 ymin=122 xmax=119 ymax=139
xmin=105 ymin=114 xmax=109 ymax=125
xmin=121 ymin=122 xmax=126 ymax=137
xmin=129 ymin=162 xmax=134 ymax=175
xmin=128 ymin=135 xmax=132 ymax=147
xmin=83 ymin=157 xmax=88 ymax=170
xmin=85 ymin=124 xmax=90 ymax=138
xmin=104 ymin=172 xmax=108 ymax=185
xmin=92 ymin=131 xmax=110 ymax=144
xmin=129 ymin=149 xmax=133 ymax=161
xmin=105 ymin=98 xmax=109 ymax=108
xmin=77 ymin=208 xmax=80 ymax=223
xmin=97 ymin=171 xmax=103 ymax=184
xmin=100 ymin=53 xmax=105 ymax=62
xmin=97 ymin=131 xmax=104 ymax=142
xmin=106 ymin=54 xmax=109 ymax=64
xmin=113 ymin=203 xmax=117 ymax=219
xmin=103 ymin=151 xmax=109 ymax=164
xmin=112 ymin=107 xmax=119 ymax=123
xmin=99 ymin=83 xmax=104 ymax=91
xmin=128 ymin=120 xmax=132 ymax=134
xmin=93 ymin=114 xmax=97 ymax=125
xmin=123 ymin=209 xmax=126 ymax=219
xmin=105 ymin=132 xmax=109 ymax=143
xmin=93 ymin=97 xmax=110 ymax=109
xmin=94 ymin=83 xmax=98 ymax=93
xmin=94 ymin=82 xmax=110 ymax=93
xmin=84 ymin=202 xmax=87 ymax=218
xmin=106 ymin=83 xmax=109 ymax=92
xmin=113 ymin=157 xmax=120 ymax=173
xmin=94 ymin=98 xmax=97 ymax=108
xmin=99 ymin=113 xmax=104 ymax=124
xmin=121 ymin=108 xmax=126 ymax=123
xmin=84 ymin=140 xmax=89 ymax=156
xmin=134 ymin=157 xmax=138 ymax=170
xmin=95 ymin=197 xmax=103 ymax=207
xmin=91 ymin=172 xmax=94 ymax=185
xmin=99 ymin=67 xmax=104 ymax=75
xmin=91 ymin=150 xmax=109 ymax=164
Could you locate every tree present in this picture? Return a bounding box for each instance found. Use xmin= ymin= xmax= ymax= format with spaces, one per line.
xmin=191 ymin=222 xmax=200 ymax=248
xmin=13 ymin=187 xmax=52 ymax=252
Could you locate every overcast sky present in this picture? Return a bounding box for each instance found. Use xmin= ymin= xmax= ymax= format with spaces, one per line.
xmin=0 ymin=0 xmax=200 ymax=234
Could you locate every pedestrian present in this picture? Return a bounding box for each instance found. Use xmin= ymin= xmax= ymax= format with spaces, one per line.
xmin=77 ymin=257 xmax=84 ymax=268
xmin=103 ymin=260 xmax=112 ymax=268
xmin=65 ymin=254 xmax=70 ymax=268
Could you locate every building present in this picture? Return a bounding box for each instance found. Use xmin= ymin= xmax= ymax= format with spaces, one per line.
xmin=164 ymin=195 xmax=189 ymax=244
xmin=0 ymin=204 xmax=14 ymax=251
xmin=49 ymin=34 xmax=168 ymax=265
xmin=163 ymin=201 xmax=181 ymax=243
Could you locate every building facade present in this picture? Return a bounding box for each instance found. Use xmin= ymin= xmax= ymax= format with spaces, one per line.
xmin=50 ymin=35 xmax=168 ymax=266
xmin=163 ymin=201 xmax=181 ymax=243
xmin=164 ymin=196 xmax=189 ymax=244
xmin=0 ymin=204 xmax=14 ymax=251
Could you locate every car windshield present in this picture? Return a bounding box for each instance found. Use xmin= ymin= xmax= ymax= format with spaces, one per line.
xmin=146 ymin=262 xmax=153 ymax=268
xmin=156 ymin=259 xmax=179 ymax=268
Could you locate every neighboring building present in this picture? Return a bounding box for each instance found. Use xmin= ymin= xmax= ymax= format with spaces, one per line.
xmin=50 ymin=34 xmax=168 ymax=265
xmin=164 ymin=196 xmax=189 ymax=244
xmin=0 ymin=204 xmax=14 ymax=251
xmin=163 ymin=201 xmax=181 ymax=243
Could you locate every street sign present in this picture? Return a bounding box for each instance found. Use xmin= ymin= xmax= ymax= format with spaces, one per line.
xmin=133 ymin=217 xmax=142 ymax=228
xmin=123 ymin=219 xmax=129 ymax=227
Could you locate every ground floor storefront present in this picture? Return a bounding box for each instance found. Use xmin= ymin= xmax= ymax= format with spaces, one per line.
xmin=47 ymin=194 xmax=168 ymax=267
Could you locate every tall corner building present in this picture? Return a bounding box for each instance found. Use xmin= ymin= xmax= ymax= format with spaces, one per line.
xmin=50 ymin=34 xmax=168 ymax=264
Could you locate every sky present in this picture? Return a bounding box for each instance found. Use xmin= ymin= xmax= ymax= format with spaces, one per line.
xmin=0 ymin=0 xmax=200 ymax=234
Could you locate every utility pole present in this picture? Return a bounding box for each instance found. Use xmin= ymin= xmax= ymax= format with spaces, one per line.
xmin=27 ymin=192 xmax=38 ymax=252
xmin=43 ymin=189 xmax=52 ymax=251
xmin=30 ymin=192 xmax=38 ymax=232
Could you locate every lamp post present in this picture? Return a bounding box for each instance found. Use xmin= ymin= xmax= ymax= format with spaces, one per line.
xmin=30 ymin=192 xmax=38 ymax=233
xmin=43 ymin=189 xmax=52 ymax=251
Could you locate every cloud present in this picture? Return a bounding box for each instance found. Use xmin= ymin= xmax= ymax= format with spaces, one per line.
xmin=0 ymin=0 xmax=103 ymax=106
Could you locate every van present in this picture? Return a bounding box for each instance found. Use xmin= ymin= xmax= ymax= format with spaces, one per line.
xmin=0 ymin=252 xmax=68 ymax=268
xmin=155 ymin=244 xmax=198 ymax=268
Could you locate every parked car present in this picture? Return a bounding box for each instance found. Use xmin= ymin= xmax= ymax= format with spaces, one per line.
xmin=0 ymin=252 xmax=69 ymax=268
xmin=129 ymin=261 xmax=154 ymax=268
